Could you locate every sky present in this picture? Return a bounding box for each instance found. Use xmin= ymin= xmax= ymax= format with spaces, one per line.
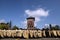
xmin=0 ymin=0 xmax=60 ymax=29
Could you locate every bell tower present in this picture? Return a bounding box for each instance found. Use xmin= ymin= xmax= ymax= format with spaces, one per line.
xmin=27 ymin=17 xmax=35 ymax=29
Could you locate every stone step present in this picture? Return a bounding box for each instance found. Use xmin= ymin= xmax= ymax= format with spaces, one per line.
xmin=0 ymin=38 xmax=60 ymax=40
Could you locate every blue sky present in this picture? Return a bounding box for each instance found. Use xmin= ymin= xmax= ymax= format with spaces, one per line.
xmin=0 ymin=0 xmax=60 ymax=29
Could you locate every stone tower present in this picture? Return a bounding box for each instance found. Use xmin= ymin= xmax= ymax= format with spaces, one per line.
xmin=27 ymin=17 xmax=35 ymax=29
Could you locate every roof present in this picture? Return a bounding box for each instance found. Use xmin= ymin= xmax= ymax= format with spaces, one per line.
xmin=27 ymin=17 xmax=35 ymax=20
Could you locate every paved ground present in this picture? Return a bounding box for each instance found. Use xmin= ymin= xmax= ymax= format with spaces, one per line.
xmin=0 ymin=38 xmax=60 ymax=40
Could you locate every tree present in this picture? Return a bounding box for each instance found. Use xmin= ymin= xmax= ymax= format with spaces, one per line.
xmin=0 ymin=23 xmax=9 ymax=30
xmin=49 ymin=24 xmax=60 ymax=30
xmin=12 ymin=25 xmax=19 ymax=30
xmin=49 ymin=24 xmax=52 ymax=30
xmin=54 ymin=25 xmax=60 ymax=30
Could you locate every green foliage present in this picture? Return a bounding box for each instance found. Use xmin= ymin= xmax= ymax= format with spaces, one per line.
xmin=49 ymin=24 xmax=60 ymax=30
xmin=0 ymin=23 xmax=9 ymax=30
xmin=12 ymin=25 xmax=19 ymax=30
xmin=42 ymin=24 xmax=60 ymax=30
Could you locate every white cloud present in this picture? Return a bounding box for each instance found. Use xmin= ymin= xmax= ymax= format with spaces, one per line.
xmin=34 ymin=17 xmax=40 ymax=27
xmin=21 ymin=20 xmax=27 ymax=28
xmin=25 ymin=8 xmax=49 ymax=17
xmin=22 ymin=8 xmax=49 ymax=27
xmin=0 ymin=19 xmax=6 ymax=23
